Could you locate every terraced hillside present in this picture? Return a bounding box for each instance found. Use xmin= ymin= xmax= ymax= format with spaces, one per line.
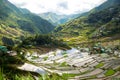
xmin=54 ymin=0 xmax=120 ymax=45
xmin=23 ymin=48 xmax=120 ymax=80
xmin=0 ymin=24 xmax=26 ymax=45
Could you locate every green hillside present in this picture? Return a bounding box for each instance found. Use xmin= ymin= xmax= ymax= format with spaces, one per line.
xmin=0 ymin=0 xmax=55 ymax=34
xmin=0 ymin=0 xmax=55 ymax=45
xmin=54 ymin=0 xmax=120 ymax=45
xmin=0 ymin=24 xmax=26 ymax=45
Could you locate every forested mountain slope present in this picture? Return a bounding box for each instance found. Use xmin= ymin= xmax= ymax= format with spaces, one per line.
xmin=54 ymin=0 xmax=120 ymax=44
xmin=0 ymin=0 xmax=55 ymax=34
xmin=0 ymin=0 xmax=55 ymax=45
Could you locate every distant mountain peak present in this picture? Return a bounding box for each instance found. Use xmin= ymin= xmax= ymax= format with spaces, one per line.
xmin=39 ymin=12 xmax=79 ymax=26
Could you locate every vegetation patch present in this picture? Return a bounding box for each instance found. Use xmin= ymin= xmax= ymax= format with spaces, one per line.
xmin=62 ymin=51 xmax=67 ymax=55
xmin=19 ymin=34 xmax=70 ymax=49
xmin=59 ymin=62 xmax=69 ymax=67
xmin=15 ymin=74 xmax=35 ymax=80
xmin=62 ymin=73 xmax=79 ymax=79
xmin=0 ymin=68 xmax=5 ymax=80
xmin=105 ymin=69 xmax=116 ymax=76
xmin=115 ymin=67 xmax=120 ymax=71
xmin=95 ymin=62 xmax=104 ymax=68
xmin=31 ymin=56 xmax=39 ymax=60
xmin=43 ymin=56 xmax=48 ymax=61
xmin=63 ymin=55 xmax=68 ymax=58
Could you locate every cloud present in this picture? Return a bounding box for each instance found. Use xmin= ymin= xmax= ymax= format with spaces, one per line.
xmin=8 ymin=0 xmax=107 ymax=15
xmin=58 ymin=1 xmax=68 ymax=9
xmin=15 ymin=3 xmax=26 ymax=7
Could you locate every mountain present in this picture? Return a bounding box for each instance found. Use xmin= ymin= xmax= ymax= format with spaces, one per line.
xmin=54 ymin=0 xmax=120 ymax=44
xmin=0 ymin=0 xmax=55 ymax=34
xmin=79 ymin=0 xmax=120 ymax=17
xmin=0 ymin=0 xmax=55 ymax=45
xmin=93 ymin=0 xmax=120 ymax=12
xmin=39 ymin=12 xmax=79 ymax=26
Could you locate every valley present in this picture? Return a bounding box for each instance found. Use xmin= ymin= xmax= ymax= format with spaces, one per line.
xmin=0 ymin=0 xmax=120 ymax=80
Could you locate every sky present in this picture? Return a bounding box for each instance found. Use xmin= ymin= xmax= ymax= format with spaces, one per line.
xmin=8 ymin=0 xmax=107 ymax=15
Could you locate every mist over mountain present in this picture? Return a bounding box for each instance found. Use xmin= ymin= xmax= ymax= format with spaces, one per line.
xmin=39 ymin=12 xmax=79 ymax=26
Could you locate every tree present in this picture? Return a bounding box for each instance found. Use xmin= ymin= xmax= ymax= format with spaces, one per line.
xmin=2 ymin=37 xmax=14 ymax=46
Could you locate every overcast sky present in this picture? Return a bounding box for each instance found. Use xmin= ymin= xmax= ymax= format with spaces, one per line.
xmin=8 ymin=0 xmax=107 ymax=15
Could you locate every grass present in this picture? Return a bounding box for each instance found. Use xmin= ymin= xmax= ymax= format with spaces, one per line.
xmin=0 ymin=53 xmax=37 ymax=79
xmin=104 ymin=69 xmax=116 ymax=76
xmin=15 ymin=75 xmax=34 ymax=80
xmin=63 ymin=35 xmax=88 ymax=45
xmin=115 ymin=67 xmax=120 ymax=71
xmin=0 ymin=69 xmax=96 ymax=80
xmin=61 ymin=70 xmax=91 ymax=79
xmin=62 ymin=71 xmax=95 ymax=79
xmin=31 ymin=56 xmax=39 ymax=60
xmin=63 ymin=55 xmax=68 ymax=58
xmin=62 ymin=73 xmax=81 ymax=78
xmin=43 ymin=56 xmax=48 ymax=61
xmin=95 ymin=62 xmax=104 ymax=68
xmin=61 ymin=73 xmax=77 ymax=79
xmin=0 ymin=66 xmax=43 ymax=80
xmin=59 ymin=62 xmax=69 ymax=67
xmin=62 ymin=51 xmax=67 ymax=55
xmin=0 ymin=68 xmax=5 ymax=80
xmin=43 ymin=73 xmax=70 ymax=80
